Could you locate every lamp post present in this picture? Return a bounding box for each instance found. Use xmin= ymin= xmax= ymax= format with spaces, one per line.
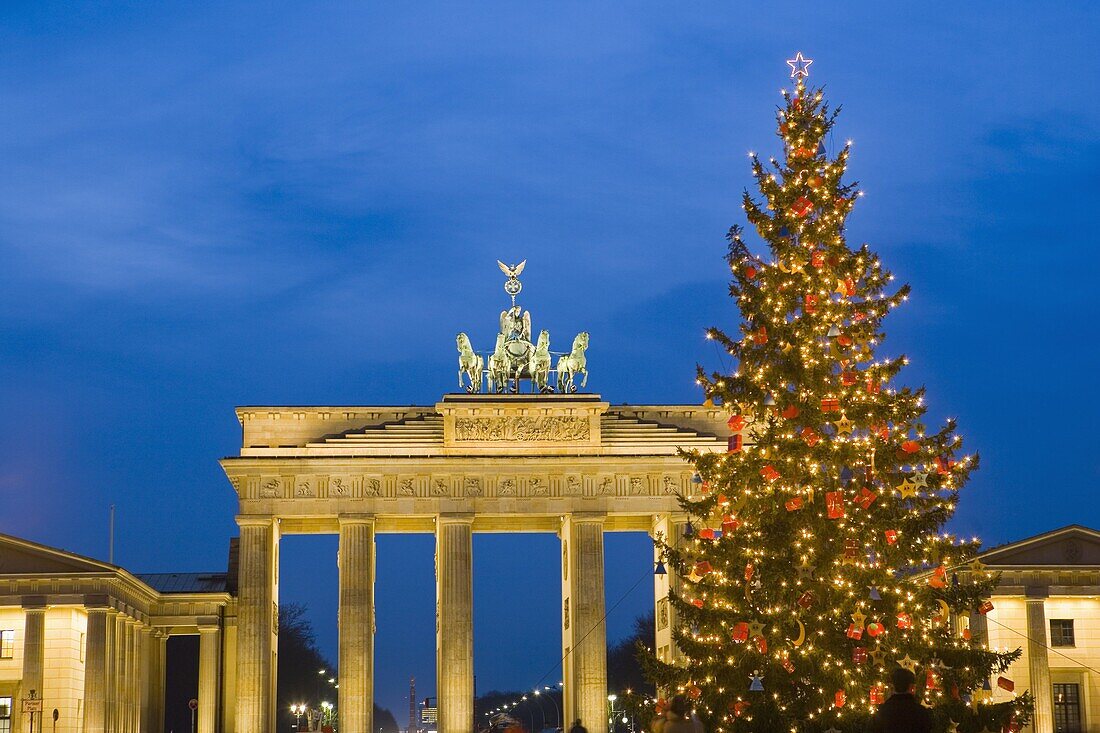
xmin=607 ymin=695 xmax=619 ymax=733
xmin=291 ymin=704 xmax=305 ymax=732
xmin=531 ymin=691 xmax=549 ymax=731
xmin=542 ymin=686 xmax=560 ymax=729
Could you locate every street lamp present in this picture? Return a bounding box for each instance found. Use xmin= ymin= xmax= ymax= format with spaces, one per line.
xmin=290 ymin=704 xmax=305 ymax=732
xmin=541 ymin=686 xmax=560 ymax=729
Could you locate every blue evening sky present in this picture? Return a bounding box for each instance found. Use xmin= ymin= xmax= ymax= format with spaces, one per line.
xmin=1 ymin=1 xmax=1098 ymax=719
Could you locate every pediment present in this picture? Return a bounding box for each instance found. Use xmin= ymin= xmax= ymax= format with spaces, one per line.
xmin=980 ymin=526 xmax=1100 ymax=567
xmin=0 ymin=534 xmax=115 ymax=575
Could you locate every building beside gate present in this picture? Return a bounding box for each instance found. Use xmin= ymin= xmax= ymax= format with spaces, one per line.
xmin=0 ymin=532 xmax=235 ymax=733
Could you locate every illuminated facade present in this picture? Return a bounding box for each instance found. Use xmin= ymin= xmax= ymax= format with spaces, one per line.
xmin=1 ymin=406 xmax=1093 ymax=733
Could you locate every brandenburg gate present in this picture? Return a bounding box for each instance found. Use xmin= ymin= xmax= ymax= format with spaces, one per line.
xmin=220 ymin=263 xmax=730 ymax=733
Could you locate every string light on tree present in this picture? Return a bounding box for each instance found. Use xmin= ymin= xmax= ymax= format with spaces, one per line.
xmin=639 ymin=55 xmax=1033 ymax=733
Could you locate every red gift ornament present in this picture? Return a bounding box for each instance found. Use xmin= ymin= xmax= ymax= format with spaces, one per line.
xmin=844 ymin=538 xmax=859 ymax=561
xmin=841 ymin=370 xmax=858 ymax=386
xmin=791 ymin=197 xmax=814 ymax=217
xmin=811 ymin=250 xmax=826 ymax=268
xmin=744 ymin=563 xmax=755 ymax=582
xmin=744 ymin=265 xmax=757 ymax=279
xmin=852 ymin=646 xmax=867 ymax=664
xmin=997 ymin=676 xmax=1015 ymax=692
xmin=753 ymin=635 xmax=768 ymax=653
xmin=691 ymin=598 xmax=704 ymax=608
xmin=870 ymin=685 xmax=885 ymax=706
xmin=731 ymin=622 xmax=749 ymax=643
xmin=797 ymin=591 xmax=815 ymax=609
xmin=699 ymin=528 xmax=716 ymax=540
xmin=896 ymin=612 xmax=912 ymax=629
xmin=804 ymin=294 xmax=817 ymax=313
xmin=929 ymin=565 xmax=947 ymax=589
xmin=866 ymin=622 xmax=884 ymax=638
xmin=801 ymin=427 xmax=820 ymax=446
xmin=846 ymin=624 xmax=863 ymax=640
xmin=926 ymin=669 xmax=939 ymax=690
xmin=727 ymin=414 xmax=745 ymax=432
xmin=901 ymin=439 xmax=920 ymax=454
xmin=732 ymin=701 xmax=750 ymax=718
xmin=857 ymin=487 xmax=878 ymax=510
xmin=727 ymin=434 xmax=743 ymax=453
xmin=793 ymin=147 xmax=813 ymax=160
xmin=753 ymin=326 xmax=768 ymax=345
xmin=781 ymin=654 xmax=795 ymax=674
xmin=871 ymin=422 xmax=889 ymax=440
xmin=978 ymin=600 xmax=995 ymax=615
xmin=781 ymin=404 xmax=800 ymax=419
xmin=808 ymin=175 xmax=824 ymax=189
xmin=936 ymin=455 xmax=956 ymax=474
xmin=962 ymin=628 xmax=972 ymax=640
xmin=717 ymin=494 xmax=730 ymax=507
xmin=837 ymin=334 xmax=854 ymax=347
xmin=834 ymin=690 xmax=846 ymax=708
xmin=694 ymin=561 xmax=712 ymax=577
xmin=688 ymin=686 xmax=702 ymax=700
xmin=760 ymin=465 xmax=781 ymax=482
xmin=841 ymin=278 xmax=856 ymax=296
xmin=884 ymin=529 xmax=899 ymax=545
xmin=826 ymin=491 xmax=845 ymax=519
xmin=785 ymin=497 xmax=804 ymax=512
xmin=865 ymin=378 xmax=881 ymax=394
xmin=821 ymin=397 xmax=840 ymax=413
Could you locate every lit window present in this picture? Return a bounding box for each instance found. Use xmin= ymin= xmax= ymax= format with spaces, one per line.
xmin=1051 ymin=619 xmax=1075 ymax=647
xmin=0 ymin=631 xmax=13 ymax=659
xmin=0 ymin=696 xmax=11 ymax=733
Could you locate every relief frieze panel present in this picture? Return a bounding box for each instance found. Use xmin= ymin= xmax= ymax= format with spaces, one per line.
xmin=453 ymin=416 xmax=590 ymax=442
xmin=238 ymin=470 xmax=686 ymax=501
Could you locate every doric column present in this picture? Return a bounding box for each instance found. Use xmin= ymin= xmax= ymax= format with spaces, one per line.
xmin=126 ymin=619 xmax=139 ymax=733
xmin=107 ymin=609 xmax=121 ymax=733
xmin=339 ymin=515 xmax=376 ymax=733
xmin=198 ymin=620 xmax=222 ymax=733
xmin=1026 ymin=591 xmax=1053 ymax=733
xmin=85 ymin=602 xmax=111 ymax=733
xmin=436 ymin=514 xmax=474 ymax=733
xmin=152 ymin=631 xmax=168 ymax=733
xmin=139 ymin=626 xmax=153 ymax=733
xmin=235 ymin=516 xmax=280 ymax=733
xmin=112 ymin=611 xmax=125 ymax=730
xmin=561 ymin=513 xmax=608 ymax=733
xmin=651 ymin=515 xmax=686 ymax=677
xmin=20 ymin=598 xmax=47 ymax=732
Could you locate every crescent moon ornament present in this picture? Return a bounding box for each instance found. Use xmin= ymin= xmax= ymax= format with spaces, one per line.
xmin=934 ymin=599 xmax=951 ymax=625
xmin=792 ymin=620 xmax=806 ymax=647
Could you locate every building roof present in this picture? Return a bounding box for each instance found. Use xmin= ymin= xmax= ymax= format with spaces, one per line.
xmin=978 ymin=525 xmax=1100 ymax=568
xmin=136 ymin=572 xmax=230 ymax=594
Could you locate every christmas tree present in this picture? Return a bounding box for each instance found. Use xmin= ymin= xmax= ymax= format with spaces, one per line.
xmin=642 ymin=54 xmax=1031 ymax=733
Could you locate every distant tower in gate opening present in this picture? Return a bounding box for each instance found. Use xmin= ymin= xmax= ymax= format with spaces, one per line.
xmin=409 ymin=676 xmax=417 ymax=733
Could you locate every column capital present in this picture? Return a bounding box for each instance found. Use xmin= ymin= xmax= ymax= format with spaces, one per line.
xmin=84 ymin=593 xmax=111 ymax=610
xmin=437 ymin=512 xmax=475 ymax=525
xmin=1025 ymin=586 xmax=1050 ymax=599
xmin=197 ymin=617 xmax=221 ymax=633
xmin=564 ymin=511 xmax=607 ymax=525
xmin=338 ymin=513 xmax=376 ymax=527
xmin=21 ymin=596 xmax=47 ymax=611
xmin=236 ymin=514 xmax=278 ymax=528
